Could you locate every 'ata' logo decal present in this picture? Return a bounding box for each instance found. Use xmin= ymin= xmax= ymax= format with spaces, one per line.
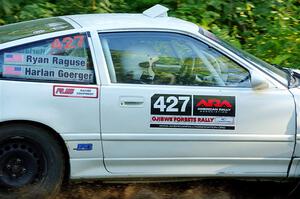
xmin=196 ymin=99 xmax=232 ymax=108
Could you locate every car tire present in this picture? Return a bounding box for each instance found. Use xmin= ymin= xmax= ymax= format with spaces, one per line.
xmin=0 ymin=124 xmax=65 ymax=199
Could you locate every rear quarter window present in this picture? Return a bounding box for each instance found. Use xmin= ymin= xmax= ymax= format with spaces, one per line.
xmin=0 ymin=33 xmax=96 ymax=84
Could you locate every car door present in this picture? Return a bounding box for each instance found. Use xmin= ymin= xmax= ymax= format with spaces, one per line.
xmin=98 ymin=31 xmax=295 ymax=177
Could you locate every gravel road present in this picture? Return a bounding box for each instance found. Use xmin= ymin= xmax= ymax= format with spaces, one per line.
xmin=55 ymin=179 xmax=300 ymax=199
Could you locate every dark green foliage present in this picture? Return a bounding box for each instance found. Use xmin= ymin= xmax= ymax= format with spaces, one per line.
xmin=0 ymin=0 xmax=299 ymax=67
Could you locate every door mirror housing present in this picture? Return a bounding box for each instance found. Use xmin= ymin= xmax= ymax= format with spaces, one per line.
xmin=251 ymin=71 xmax=269 ymax=90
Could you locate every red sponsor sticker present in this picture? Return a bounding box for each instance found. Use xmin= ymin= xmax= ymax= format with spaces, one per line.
xmin=51 ymin=35 xmax=85 ymax=50
xmin=53 ymin=85 xmax=98 ymax=98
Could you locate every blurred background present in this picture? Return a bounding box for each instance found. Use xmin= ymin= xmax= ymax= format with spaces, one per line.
xmin=1 ymin=1 xmax=300 ymax=198
xmin=0 ymin=0 xmax=299 ymax=68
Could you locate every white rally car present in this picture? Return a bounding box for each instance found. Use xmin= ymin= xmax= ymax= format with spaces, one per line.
xmin=1 ymin=4 xmax=300 ymax=198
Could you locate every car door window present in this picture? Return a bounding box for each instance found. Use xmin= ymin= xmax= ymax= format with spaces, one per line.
xmin=0 ymin=33 xmax=95 ymax=84
xmin=100 ymin=32 xmax=250 ymax=87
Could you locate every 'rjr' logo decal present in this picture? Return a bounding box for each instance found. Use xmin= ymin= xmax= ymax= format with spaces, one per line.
xmin=53 ymin=85 xmax=98 ymax=98
xmin=196 ymin=99 xmax=232 ymax=108
xmin=55 ymin=88 xmax=75 ymax=95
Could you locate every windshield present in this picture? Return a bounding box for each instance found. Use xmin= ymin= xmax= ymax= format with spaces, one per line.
xmin=199 ymin=27 xmax=289 ymax=86
xmin=0 ymin=18 xmax=74 ymax=44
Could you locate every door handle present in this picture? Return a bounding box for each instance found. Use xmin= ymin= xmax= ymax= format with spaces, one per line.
xmin=120 ymin=97 xmax=144 ymax=108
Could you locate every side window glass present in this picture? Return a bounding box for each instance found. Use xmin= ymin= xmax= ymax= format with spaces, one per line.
xmin=0 ymin=33 xmax=95 ymax=84
xmin=100 ymin=32 xmax=250 ymax=87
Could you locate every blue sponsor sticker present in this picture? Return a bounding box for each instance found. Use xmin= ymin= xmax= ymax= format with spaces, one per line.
xmin=74 ymin=143 xmax=93 ymax=151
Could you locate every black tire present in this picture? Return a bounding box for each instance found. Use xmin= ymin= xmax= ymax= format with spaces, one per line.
xmin=0 ymin=124 xmax=65 ymax=199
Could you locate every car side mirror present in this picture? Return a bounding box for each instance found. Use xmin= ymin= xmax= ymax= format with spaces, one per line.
xmin=251 ymin=71 xmax=269 ymax=90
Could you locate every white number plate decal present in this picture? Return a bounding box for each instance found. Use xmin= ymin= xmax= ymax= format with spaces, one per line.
xmin=150 ymin=94 xmax=235 ymax=130
xmin=151 ymin=94 xmax=192 ymax=115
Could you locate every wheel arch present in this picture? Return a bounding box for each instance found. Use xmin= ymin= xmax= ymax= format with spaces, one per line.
xmin=0 ymin=120 xmax=70 ymax=182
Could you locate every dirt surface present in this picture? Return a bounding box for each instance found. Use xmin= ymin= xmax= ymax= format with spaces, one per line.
xmin=55 ymin=179 xmax=300 ymax=199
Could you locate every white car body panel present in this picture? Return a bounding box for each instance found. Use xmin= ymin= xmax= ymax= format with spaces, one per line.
xmin=100 ymin=84 xmax=295 ymax=176
xmin=0 ymin=12 xmax=299 ymax=180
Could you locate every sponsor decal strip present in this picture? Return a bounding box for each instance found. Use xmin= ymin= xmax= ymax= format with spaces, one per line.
xmin=151 ymin=115 xmax=234 ymax=125
xmin=150 ymin=124 xmax=235 ymax=130
xmin=53 ymin=85 xmax=98 ymax=98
